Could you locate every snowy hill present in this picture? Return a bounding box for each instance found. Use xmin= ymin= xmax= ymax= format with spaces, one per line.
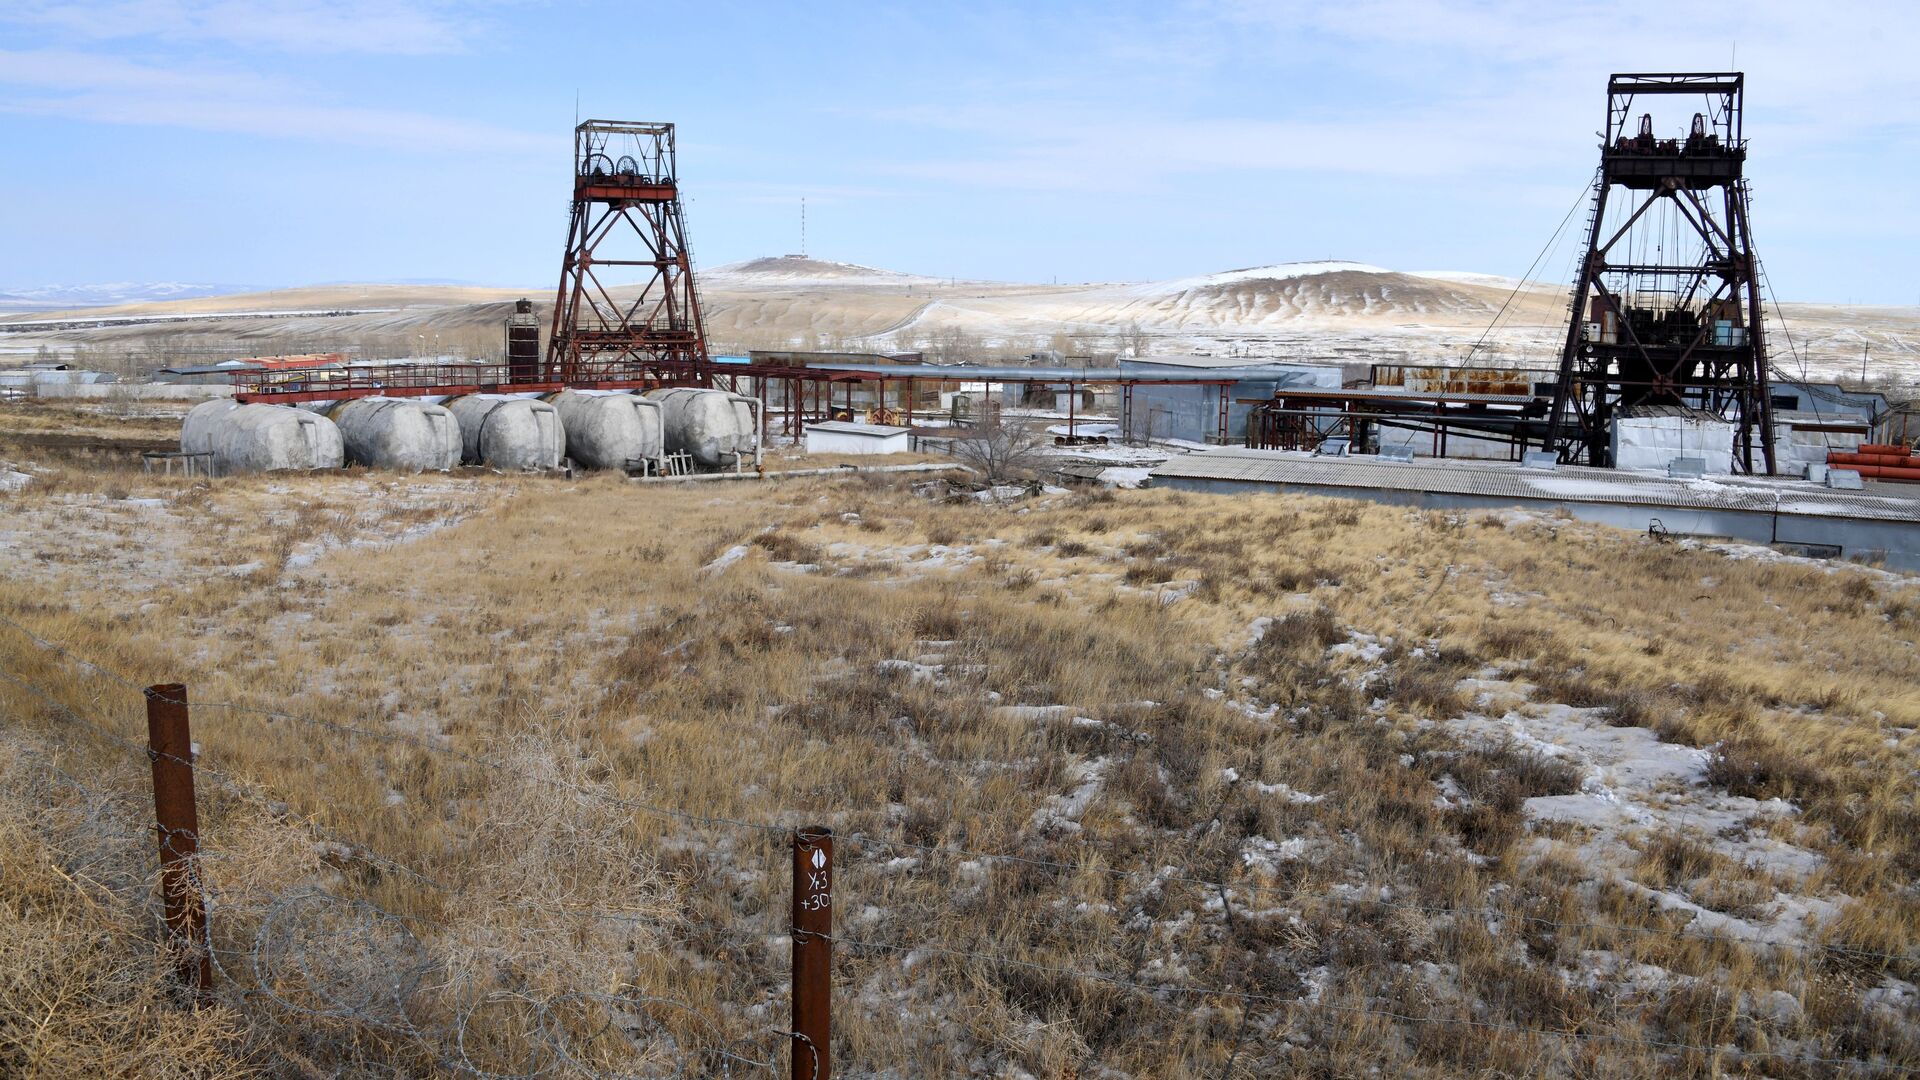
xmin=703 ymin=256 xmax=945 ymax=287
xmin=0 ymin=282 xmax=255 ymax=312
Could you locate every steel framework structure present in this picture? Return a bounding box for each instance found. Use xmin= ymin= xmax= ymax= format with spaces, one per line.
xmin=544 ymin=121 xmax=711 ymax=384
xmin=1245 ymin=389 xmax=1546 ymax=458
xmin=228 ymin=358 xmax=1243 ymax=444
xmin=1544 ymin=73 xmax=1776 ymax=473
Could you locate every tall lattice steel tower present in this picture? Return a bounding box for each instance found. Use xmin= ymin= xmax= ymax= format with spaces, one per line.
xmin=545 ymin=121 xmax=711 ymax=383
xmin=1544 ymin=73 xmax=1776 ymax=473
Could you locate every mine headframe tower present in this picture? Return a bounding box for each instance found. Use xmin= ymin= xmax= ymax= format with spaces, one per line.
xmin=1544 ymin=73 xmax=1776 ymax=473
xmin=544 ymin=121 xmax=711 ymax=384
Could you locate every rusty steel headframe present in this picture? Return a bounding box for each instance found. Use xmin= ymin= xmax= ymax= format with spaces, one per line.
xmin=544 ymin=120 xmax=713 ymax=386
xmin=1543 ymin=73 xmax=1776 ymax=474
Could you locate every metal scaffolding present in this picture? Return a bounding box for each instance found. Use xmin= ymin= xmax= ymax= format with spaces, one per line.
xmin=545 ymin=121 xmax=711 ymax=384
xmin=1543 ymin=73 xmax=1776 ymax=473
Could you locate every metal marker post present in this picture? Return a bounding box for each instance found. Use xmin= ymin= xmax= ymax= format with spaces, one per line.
xmin=145 ymin=682 xmax=211 ymax=994
xmin=791 ymin=827 xmax=832 ymax=1080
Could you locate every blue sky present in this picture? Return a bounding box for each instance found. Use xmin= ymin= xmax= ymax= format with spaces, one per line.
xmin=1 ymin=1 xmax=1915 ymax=302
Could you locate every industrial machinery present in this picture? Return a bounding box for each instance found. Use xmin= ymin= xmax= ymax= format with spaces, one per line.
xmin=505 ymin=298 xmax=541 ymax=383
xmin=1544 ymin=73 xmax=1776 ymax=472
xmin=544 ymin=121 xmax=712 ymax=383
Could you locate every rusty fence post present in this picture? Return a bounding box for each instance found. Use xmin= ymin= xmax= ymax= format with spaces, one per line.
xmin=145 ymin=682 xmax=211 ymax=995
xmin=791 ymin=826 xmax=832 ymax=1080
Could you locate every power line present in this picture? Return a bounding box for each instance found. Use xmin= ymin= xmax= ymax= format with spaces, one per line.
xmin=1464 ymin=174 xmax=1595 ymax=363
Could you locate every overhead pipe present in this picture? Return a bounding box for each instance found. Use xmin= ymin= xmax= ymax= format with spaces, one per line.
xmin=785 ymin=360 xmax=1328 ymax=383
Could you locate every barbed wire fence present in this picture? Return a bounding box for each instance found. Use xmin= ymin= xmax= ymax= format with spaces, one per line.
xmin=2 ymin=643 xmax=798 ymax=1078
xmin=2 ymin=607 xmax=1916 ymax=1078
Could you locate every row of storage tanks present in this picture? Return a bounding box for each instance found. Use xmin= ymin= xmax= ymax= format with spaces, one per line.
xmin=180 ymin=388 xmax=759 ymax=476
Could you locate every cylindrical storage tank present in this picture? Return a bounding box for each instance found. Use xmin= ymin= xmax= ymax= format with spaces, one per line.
xmin=547 ymin=390 xmax=664 ymax=471
xmin=188 ymin=403 xmax=344 ymax=476
xmin=443 ymin=394 xmax=565 ymax=471
xmin=644 ymin=387 xmax=753 ymax=468
xmin=323 ymin=397 xmax=461 ymax=472
xmin=181 ymin=399 xmax=241 ymax=456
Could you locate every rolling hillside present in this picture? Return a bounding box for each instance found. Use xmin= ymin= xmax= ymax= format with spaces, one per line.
xmin=3 ymin=259 xmax=1914 ymax=384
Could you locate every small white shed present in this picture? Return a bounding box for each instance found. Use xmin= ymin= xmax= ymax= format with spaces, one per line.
xmin=805 ymin=420 xmax=911 ymax=456
xmin=1610 ymin=405 xmax=1734 ymax=474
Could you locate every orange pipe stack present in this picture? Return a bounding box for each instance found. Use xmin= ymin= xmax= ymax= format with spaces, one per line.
xmin=1828 ymin=443 xmax=1920 ymax=482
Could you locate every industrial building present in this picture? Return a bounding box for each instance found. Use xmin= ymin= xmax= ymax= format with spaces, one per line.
xmin=1122 ymin=356 xmax=1341 ymax=443
xmin=1151 ymin=448 xmax=1920 ymax=570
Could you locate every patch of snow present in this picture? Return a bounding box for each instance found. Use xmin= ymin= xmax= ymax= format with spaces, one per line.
xmin=1328 ymin=630 xmax=1385 ymax=663
xmin=1030 ymin=758 xmax=1109 ymax=833
xmin=875 ymin=658 xmax=943 ymax=684
xmin=995 ymin=704 xmax=1071 ymax=722
xmin=1157 ymin=579 xmax=1201 ymax=604
xmin=700 ymin=544 xmax=752 ymax=576
xmin=973 ymin=484 xmax=1031 ymax=503
xmin=1227 ymin=769 xmax=1322 ymax=803
xmin=1254 ymin=782 xmax=1322 ymax=804
xmin=1405 ymin=270 xmax=1531 ymax=288
xmin=1621 ymin=881 xmax=1847 ymax=948
xmin=1432 ymin=774 xmax=1468 ymax=809
xmin=1447 ymin=680 xmax=1840 ymax=945
xmin=1241 ymin=836 xmax=1312 ymax=874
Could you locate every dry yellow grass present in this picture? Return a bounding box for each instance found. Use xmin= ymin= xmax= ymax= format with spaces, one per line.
xmin=1 ymin=400 xmax=1917 ymax=1077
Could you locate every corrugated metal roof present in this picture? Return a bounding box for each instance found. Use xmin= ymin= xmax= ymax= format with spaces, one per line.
xmin=1131 ymin=355 xmax=1333 ymax=371
xmin=1151 ymin=447 xmax=1920 ymax=523
xmin=1774 ymin=410 xmax=1870 ymax=428
xmin=1281 ymin=387 xmax=1539 ymax=405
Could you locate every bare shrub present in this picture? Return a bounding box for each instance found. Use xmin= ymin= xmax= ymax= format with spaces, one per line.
xmin=1478 ymin=621 xmax=1555 ymax=660
xmin=947 ymin=414 xmax=1050 ymax=484
xmin=752 ymin=528 xmax=822 ymax=564
xmin=0 ymin=757 xmax=251 ymax=1078
xmin=1256 ymin=607 xmax=1345 ymax=658
xmin=1378 ymin=648 xmax=1475 ymax=717
xmin=1706 ymin=735 xmax=1833 ymax=801
xmin=1267 ymin=564 xmax=1343 ymax=592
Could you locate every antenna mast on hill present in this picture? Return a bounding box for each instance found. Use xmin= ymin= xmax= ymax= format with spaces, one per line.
xmin=801 ymin=197 xmax=807 ymax=258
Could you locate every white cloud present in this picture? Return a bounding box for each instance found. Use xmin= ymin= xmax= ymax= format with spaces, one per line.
xmin=1219 ymin=0 xmax=1920 ymax=137
xmin=854 ymin=1 xmax=1917 ymax=196
xmin=0 ymin=48 xmax=552 ymax=154
xmin=3 ymin=0 xmax=489 ymax=56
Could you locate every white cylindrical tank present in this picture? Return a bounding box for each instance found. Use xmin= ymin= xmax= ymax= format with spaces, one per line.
xmin=181 ymin=399 xmax=240 ymax=456
xmin=644 ymin=387 xmax=756 ymax=468
xmin=181 ymin=401 xmax=344 ymax=476
xmin=547 ymin=390 xmax=664 ymax=471
xmin=323 ymin=397 xmax=461 ymax=472
xmin=443 ymin=394 xmax=565 ymax=471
